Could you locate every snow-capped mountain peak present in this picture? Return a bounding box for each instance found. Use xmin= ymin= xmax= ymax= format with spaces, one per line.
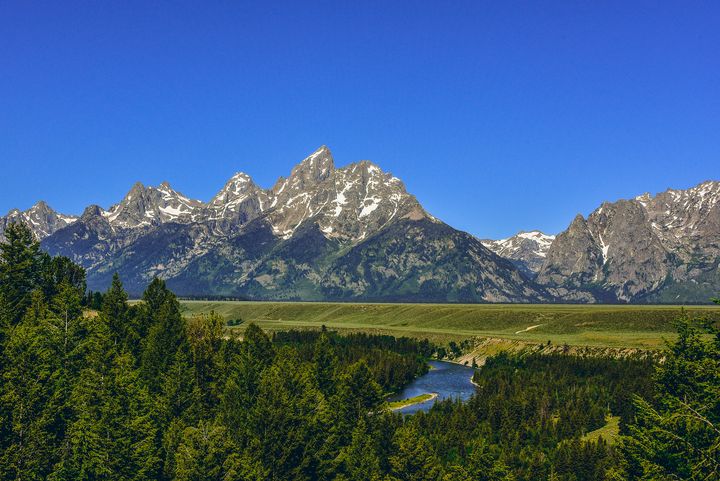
xmin=536 ymin=179 xmax=720 ymax=302
xmin=207 ymin=172 xmax=268 ymax=229
xmin=482 ymin=230 xmax=556 ymax=276
xmin=263 ymin=152 xmax=430 ymax=240
xmin=104 ymin=181 xmax=202 ymax=228
xmin=0 ymin=201 xmax=78 ymax=241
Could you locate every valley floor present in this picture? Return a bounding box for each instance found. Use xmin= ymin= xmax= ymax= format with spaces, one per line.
xmin=179 ymin=300 xmax=720 ymax=349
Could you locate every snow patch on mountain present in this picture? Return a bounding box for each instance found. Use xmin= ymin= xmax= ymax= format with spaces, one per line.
xmin=482 ymin=230 xmax=556 ymax=276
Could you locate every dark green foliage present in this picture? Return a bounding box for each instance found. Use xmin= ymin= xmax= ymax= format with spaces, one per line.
xmin=81 ymin=290 xmax=104 ymax=310
xmin=141 ymin=279 xmax=188 ymax=391
xmin=2 ymin=232 xmax=718 ymax=481
xmin=392 ymin=353 xmax=653 ymax=481
xmin=0 ymin=222 xmax=46 ymax=326
xmin=102 ymin=273 xmax=130 ymax=347
xmin=618 ymin=308 xmax=720 ymax=480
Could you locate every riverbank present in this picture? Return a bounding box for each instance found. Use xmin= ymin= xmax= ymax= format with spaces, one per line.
xmin=387 ymin=392 xmax=438 ymax=411
xmin=385 ymin=360 xmax=477 ymax=414
xmin=450 ymin=337 xmax=656 ymax=367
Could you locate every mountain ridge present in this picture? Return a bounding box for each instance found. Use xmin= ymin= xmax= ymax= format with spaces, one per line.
xmin=9 ymin=146 xmax=545 ymax=302
xmin=3 ymin=148 xmax=717 ymax=303
xmin=536 ymin=180 xmax=720 ymax=303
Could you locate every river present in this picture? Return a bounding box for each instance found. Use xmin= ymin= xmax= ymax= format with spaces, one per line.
xmin=387 ymin=360 xmax=477 ymax=415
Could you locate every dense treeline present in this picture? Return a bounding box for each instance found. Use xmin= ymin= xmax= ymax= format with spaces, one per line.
xmin=273 ymin=329 xmax=433 ymax=392
xmin=1 ymin=221 xmax=718 ymax=480
xmin=407 ymin=353 xmax=654 ymax=480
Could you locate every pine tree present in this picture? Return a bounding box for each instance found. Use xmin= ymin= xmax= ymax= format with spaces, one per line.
xmin=102 ymin=353 xmax=160 ymax=481
xmin=41 ymin=256 xmax=86 ymax=301
xmin=102 ymin=273 xmax=130 ymax=348
xmin=313 ymin=332 xmax=338 ymax=397
xmin=1 ymin=319 xmax=60 ymax=480
xmin=332 ymin=360 xmax=383 ymax=446
xmin=186 ymin=312 xmax=225 ymax=412
xmin=336 ymin=418 xmax=383 ymax=481
xmin=141 ymin=285 xmax=187 ymax=391
xmin=49 ymin=314 xmax=116 ymax=481
xmin=464 ymin=438 xmax=508 ymax=481
xmin=389 ymin=424 xmax=443 ymax=481
xmin=621 ymin=307 xmax=720 ymax=480
xmin=173 ymin=421 xmax=241 ymax=481
xmin=248 ymin=355 xmax=329 ymax=480
xmin=0 ymin=222 xmax=45 ymax=326
xmin=220 ymin=324 xmax=275 ymax=444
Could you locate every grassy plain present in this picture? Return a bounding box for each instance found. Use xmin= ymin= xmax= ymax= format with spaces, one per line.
xmin=581 ymin=416 xmax=621 ymax=445
xmin=180 ymin=300 xmax=720 ymax=349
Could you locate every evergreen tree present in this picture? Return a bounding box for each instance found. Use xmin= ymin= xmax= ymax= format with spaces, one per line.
xmin=41 ymin=256 xmax=86 ymax=301
xmin=49 ymin=314 xmax=116 ymax=481
xmin=220 ymin=323 xmax=274 ymax=445
xmin=173 ymin=422 xmax=240 ymax=481
xmin=141 ymin=284 xmax=187 ymax=391
xmin=332 ymin=360 xmax=383 ymax=446
xmin=102 ymin=353 xmax=159 ymax=481
xmin=0 ymin=319 xmax=58 ymax=480
xmin=389 ymin=424 xmax=443 ymax=481
xmin=248 ymin=354 xmax=329 ymax=480
xmin=621 ymin=308 xmax=720 ymax=480
xmin=464 ymin=439 xmax=509 ymax=481
xmin=314 ymin=332 xmax=338 ymax=397
xmin=336 ymin=418 xmax=383 ymax=481
xmin=185 ymin=312 xmax=225 ymax=412
xmin=0 ymin=222 xmax=45 ymax=326
xmin=102 ymin=273 xmax=130 ymax=348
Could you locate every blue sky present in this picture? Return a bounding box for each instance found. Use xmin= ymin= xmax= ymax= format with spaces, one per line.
xmin=1 ymin=1 xmax=718 ymax=239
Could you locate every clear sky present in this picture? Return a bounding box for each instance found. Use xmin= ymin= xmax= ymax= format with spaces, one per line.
xmin=1 ymin=1 xmax=718 ymax=239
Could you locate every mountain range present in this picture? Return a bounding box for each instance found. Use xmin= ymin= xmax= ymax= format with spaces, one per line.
xmin=536 ymin=181 xmax=720 ymax=303
xmin=2 ymin=146 xmax=718 ymax=303
xmin=481 ymin=231 xmax=555 ymax=277
xmin=0 ymin=147 xmax=543 ymax=302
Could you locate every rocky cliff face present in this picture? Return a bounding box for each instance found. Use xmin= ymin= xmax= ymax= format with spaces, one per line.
xmin=27 ymin=146 xmax=545 ymax=301
xmin=0 ymin=201 xmax=77 ymax=241
xmin=103 ymin=182 xmax=203 ymax=228
xmin=537 ymin=181 xmax=720 ymax=303
xmin=9 ymin=147 xmax=715 ymax=303
xmin=482 ymin=231 xmax=555 ymax=277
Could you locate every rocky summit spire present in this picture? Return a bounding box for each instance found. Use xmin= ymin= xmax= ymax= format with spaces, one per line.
xmin=273 ymin=146 xmax=335 ymax=195
xmin=104 ymin=181 xmax=202 ymax=228
xmin=0 ymin=201 xmax=78 ymax=241
xmin=206 ymin=172 xmax=269 ymax=233
xmin=536 ymin=180 xmax=720 ymax=302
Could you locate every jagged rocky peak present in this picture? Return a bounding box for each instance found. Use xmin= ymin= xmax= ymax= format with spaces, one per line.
xmin=291 ymin=145 xmax=335 ymax=184
xmin=210 ymin=172 xmax=263 ymax=208
xmin=81 ymin=204 xmax=106 ymax=219
xmin=263 ymin=149 xmax=432 ymax=241
xmin=314 ymin=159 xmax=429 ymax=239
xmin=537 ymin=179 xmax=720 ymax=302
xmin=0 ymin=200 xmax=78 ymax=241
xmin=635 ymin=180 xmax=720 ymax=245
xmin=207 ymin=171 xmax=269 ymax=232
xmin=104 ymin=181 xmax=202 ymax=228
xmin=32 ymin=144 xmax=551 ymax=302
xmin=482 ymin=230 xmax=556 ymax=276
xmin=272 ymin=145 xmax=335 ymax=196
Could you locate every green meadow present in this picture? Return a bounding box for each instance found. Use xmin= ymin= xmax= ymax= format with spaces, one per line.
xmin=179 ymin=301 xmax=720 ymax=349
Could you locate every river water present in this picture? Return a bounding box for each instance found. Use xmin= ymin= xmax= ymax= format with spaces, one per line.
xmin=387 ymin=360 xmax=477 ymax=415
